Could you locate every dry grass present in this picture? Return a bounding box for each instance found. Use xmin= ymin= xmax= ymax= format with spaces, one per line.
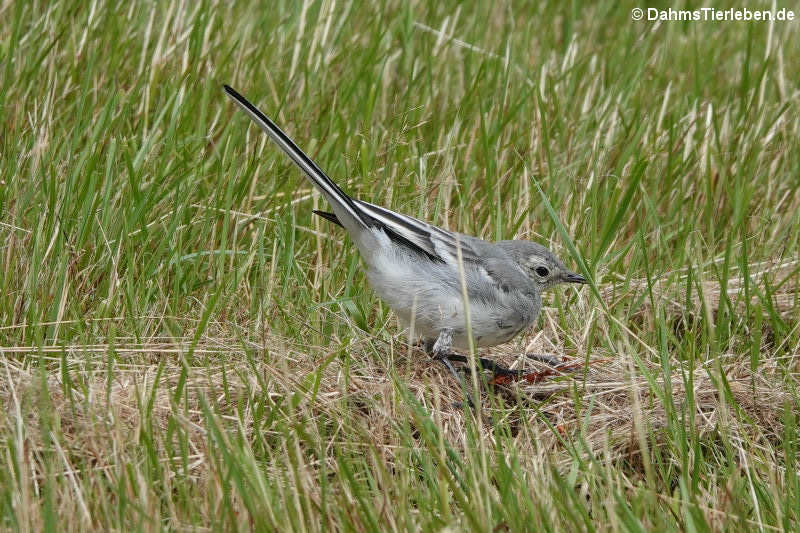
xmin=603 ymin=259 xmax=800 ymax=319
xmin=2 ymin=266 xmax=796 ymax=509
xmin=1 ymin=267 xmax=798 ymax=529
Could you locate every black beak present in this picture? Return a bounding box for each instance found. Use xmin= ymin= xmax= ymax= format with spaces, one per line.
xmin=564 ymin=271 xmax=587 ymax=284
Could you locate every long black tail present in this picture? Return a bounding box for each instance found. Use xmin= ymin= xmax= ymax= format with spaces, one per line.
xmin=226 ymin=85 xmax=441 ymax=262
xmin=224 ymin=85 xmax=371 ymax=233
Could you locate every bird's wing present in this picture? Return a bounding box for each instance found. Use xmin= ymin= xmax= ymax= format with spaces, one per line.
xmin=316 ymin=200 xmax=482 ymax=264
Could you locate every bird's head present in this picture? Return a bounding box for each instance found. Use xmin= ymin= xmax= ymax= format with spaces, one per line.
xmin=498 ymin=240 xmax=587 ymax=290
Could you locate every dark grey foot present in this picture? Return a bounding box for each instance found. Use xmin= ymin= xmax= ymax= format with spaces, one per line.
xmin=525 ymin=353 xmax=565 ymax=368
xmin=435 ymin=355 xmax=463 ymax=383
xmin=443 ymin=354 xmax=524 ymax=377
xmin=433 ymin=354 xmax=477 ymax=410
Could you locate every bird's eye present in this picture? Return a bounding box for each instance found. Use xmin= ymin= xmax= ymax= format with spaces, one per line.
xmin=535 ymin=266 xmax=550 ymax=277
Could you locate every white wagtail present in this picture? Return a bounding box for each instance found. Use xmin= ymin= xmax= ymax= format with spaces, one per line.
xmin=224 ymin=85 xmax=587 ymax=381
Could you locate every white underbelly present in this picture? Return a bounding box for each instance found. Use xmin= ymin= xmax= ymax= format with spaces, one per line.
xmin=362 ymin=237 xmax=538 ymax=349
xmin=380 ymin=286 xmax=535 ymax=349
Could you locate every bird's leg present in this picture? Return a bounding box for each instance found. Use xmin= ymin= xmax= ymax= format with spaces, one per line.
xmin=428 ymin=329 xmax=479 ymax=408
xmin=525 ymin=353 xmax=568 ymax=369
xmin=430 ymin=329 xmax=461 ymax=382
xmin=426 ymin=332 xmax=522 ymax=378
xmin=443 ymin=354 xmax=523 ymax=377
xmin=425 ymin=331 xmax=528 ymax=384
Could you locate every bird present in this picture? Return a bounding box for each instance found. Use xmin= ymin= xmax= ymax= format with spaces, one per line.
xmin=224 ymin=84 xmax=587 ymax=382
